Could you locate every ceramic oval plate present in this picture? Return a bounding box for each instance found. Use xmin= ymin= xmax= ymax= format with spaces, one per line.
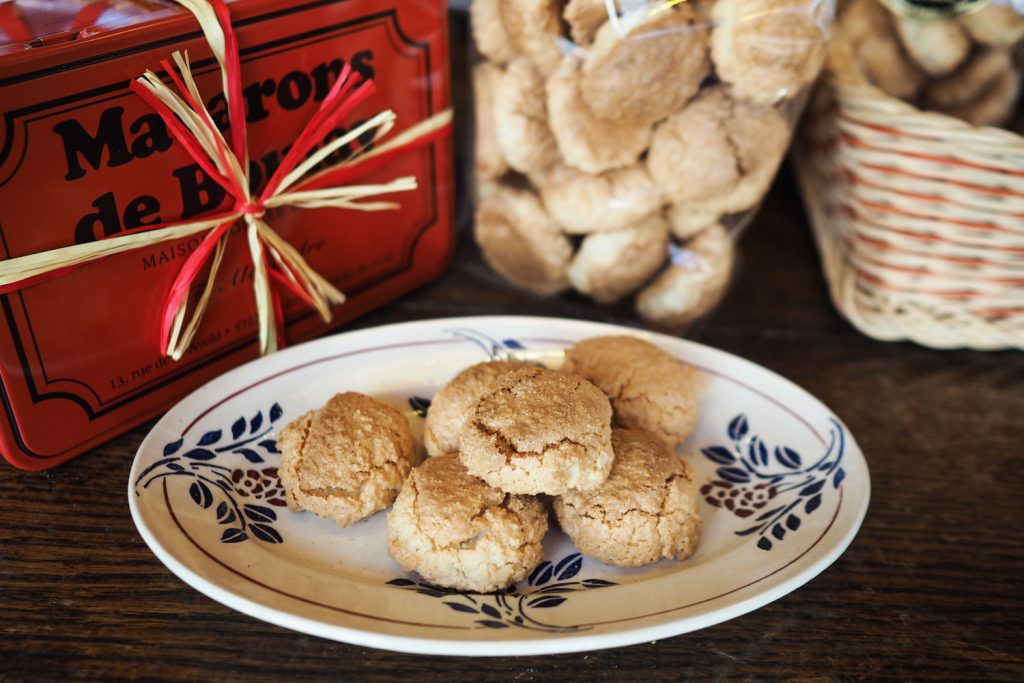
xmin=129 ymin=316 xmax=870 ymax=656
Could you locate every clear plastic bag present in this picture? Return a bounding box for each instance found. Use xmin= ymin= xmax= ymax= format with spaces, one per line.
xmin=469 ymin=0 xmax=834 ymax=327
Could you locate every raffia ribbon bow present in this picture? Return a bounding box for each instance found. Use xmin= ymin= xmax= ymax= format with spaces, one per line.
xmin=0 ymin=0 xmax=451 ymax=359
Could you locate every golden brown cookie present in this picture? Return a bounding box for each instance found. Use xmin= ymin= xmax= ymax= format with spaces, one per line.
xmin=537 ymin=163 xmax=664 ymax=234
xmin=278 ymin=392 xmax=415 ymax=527
xmin=546 ymin=53 xmax=652 ymax=174
xmin=471 ymin=0 xmax=515 ymax=63
xmin=563 ymin=335 xmax=702 ymax=449
xmin=387 ymin=454 xmax=547 ymax=592
xmin=666 ymin=206 xmax=718 ymax=241
xmin=564 ymin=0 xmax=611 ymax=45
xmin=567 ymin=214 xmax=669 ymax=303
xmin=554 ymin=428 xmax=702 ymax=567
xmin=711 ymin=0 xmax=829 ymax=105
xmin=646 ymin=89 xmax=744 ymax=204
xmin=459 ymin=366 xmax=615 ymax=495
xmin=474 ymin=184 xmax=573 ymax=295
xmin=501 ymin=0 xmax=563 ymax=75
xmin=493 ymin=59 xmax=559 ymax=174
xmin=580 ymin=5 xmax=710 ymax=126
xmin=473 ymin=62 xmax=509 ymax=181
xmin=423 ymin=360 xmax=522 ymax=458
xmin=924 ymin=49 xmax=1021 ymax=127
xmin=893 ymin=16 xmax=970 ymax=78
xmin=843 ymin=0 xmax=926 ymax=101
xmin=959 ymin=4 xmax=1024 ymax=48
xmin=636 ymin=223 xmax=735 ymax=327
xmin=647 ymin=88 xmax=789 ymax=230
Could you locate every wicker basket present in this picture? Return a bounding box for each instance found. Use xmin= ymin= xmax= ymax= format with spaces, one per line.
xmin=792 ymin=39 xmax=1024 ymax=351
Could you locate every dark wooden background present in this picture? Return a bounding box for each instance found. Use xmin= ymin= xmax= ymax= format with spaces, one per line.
xmin=2 ymin=12 xmax=1024 ymax=683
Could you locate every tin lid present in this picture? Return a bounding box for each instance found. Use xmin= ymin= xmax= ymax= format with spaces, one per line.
xmin=0 ymin=0 xmax=179 ymax=55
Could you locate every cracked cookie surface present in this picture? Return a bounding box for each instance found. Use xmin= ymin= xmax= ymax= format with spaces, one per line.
xmin=424 ymin=360 xmax=523 ymax=458
xmin=554 ymin=428 xmax=702 ymax=567
xmin=277 ymin=392 xmax=415 ymax=528
xmin=563 ymin=335 xmax=702 ymax=448
xmin=387 ymin=454 xmax=547 ymax=592
xmin=458 ymin=366 xmax=615 ymax=495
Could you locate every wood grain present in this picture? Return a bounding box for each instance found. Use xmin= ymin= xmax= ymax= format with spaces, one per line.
xmin=2 ymin=16 xmax=1024 ymax=683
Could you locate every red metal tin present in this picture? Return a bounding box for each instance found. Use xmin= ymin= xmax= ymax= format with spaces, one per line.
xmin=0 ymin=0 xmax=454 ymax=469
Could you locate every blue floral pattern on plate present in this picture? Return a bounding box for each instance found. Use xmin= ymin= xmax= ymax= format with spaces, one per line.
xmin=701 ymin=415 xmax=846 ymax=551
xmin=387 ymin=553 xmax=616 ymax=632
xmin=134 ymin=403 xmax=288 ymax=544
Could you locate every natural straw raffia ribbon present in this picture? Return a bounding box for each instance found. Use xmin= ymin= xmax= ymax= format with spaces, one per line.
xmin=0 ymin=0 xmax=452 ymax=359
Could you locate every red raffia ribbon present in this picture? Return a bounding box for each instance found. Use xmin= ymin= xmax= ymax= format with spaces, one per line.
xmin=0 ymin=0 xmax=452 ymax=359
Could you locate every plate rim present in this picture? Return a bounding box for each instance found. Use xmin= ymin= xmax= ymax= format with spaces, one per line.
xmin=128 ymin=315 xmax=871 ymax=656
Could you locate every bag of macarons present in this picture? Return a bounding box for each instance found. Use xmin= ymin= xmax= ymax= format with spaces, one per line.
xmin=468 ymin=0 xmax=835 ymax=328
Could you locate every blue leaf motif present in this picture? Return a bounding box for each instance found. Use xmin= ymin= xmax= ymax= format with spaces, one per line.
xmin=270 ymin=403 xmax=283 ymax=421
xmin=750 ymin=439 xmax=769 ymax=466
xmin=163 ymin=438 xmax=184 ymax=456
xmin=728 ymin=414 xmax=749 ymax=441
xmin=786 ymin=514 xmax=801 ymax=531
xmin=476 ymin=620 xmax=509 ymax=629
xmin=775 ymin=447 xmax=802 ymax=469
xmin=236 ymin=448 xmax=263 ymax=463
xmin=216 ymin=502 xmax=235 ymax=525
xmin=250 ymin=412 xmax=264 ymax=433
xmin=756 ymin=505 xmax=785 ymax=521
xmin=258 ymin=439 xmax=280 ymax=454
xmin=408 ymin=396 xmax=432 ymax=418
xmin=805 ymin=493 xmax=822 ymax=513
xmin=554 ymin=553 xmax=582 ymax=581
xmin=528 ymin=596 xmax=567 ymax=609
xmin=702 ymin=446 xmax=736 ymax=465
xmin=386 ymin=578 xmax=416 ymax=586
xmin=250 ymin=523 xmax=283 ymax=543
xmin=757 ymin=537 xmax=773 ymax=551
xmin=502 ymin=339 xmax=524 ymax=349
xmin=189 ymin=481 xmax=213 ymax=508
xmin=480 ymin=604 xmax=502 ymax=619
xmin=221 ymin=528 xmax=247 ymax=543
xmin=801 ymin=480 xmax=825 ymax=497
xmin=244 ymin=504 xmax=277 ymax=523
xmin=231 ymin=417 xmax=246 ymax=440
xmin=443 ymin=602 xmax=478 ymax=614
xmin=528 ymin=562 xmax=553 ymax=586
xmin=167 ymin=463 xmax=185 ymax=472
xmin=833 ymin=468 xmax=846 ymax=489
xmin=198 ymin=430 xmax=222 ymax=446
xmin=772 ymin=524 xmax=786 ymax=540
xmin=736 ymin=524 xmax=765 ymax=536
xmin=183 ymin=448 xmax=216 ymax=461
xmin=581 ymin=578 xmax=616 ymax=587
xmin=717 ymin=466 xmax=751 ymax=484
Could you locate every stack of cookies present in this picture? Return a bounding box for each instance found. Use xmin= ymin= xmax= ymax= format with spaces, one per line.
xmin=471 ymin=0 xmax=831 ymax=327
xmin=842 ymin=0 xmax=1023 ymax=129
xmin=277 ymin=336 xmax=706 ymax=593
xmin=392 ymin=335 xmax=705 ymax=592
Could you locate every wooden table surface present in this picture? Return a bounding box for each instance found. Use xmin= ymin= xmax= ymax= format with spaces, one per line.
xmin=4 ymin=16 xmax=1024 ymax=683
